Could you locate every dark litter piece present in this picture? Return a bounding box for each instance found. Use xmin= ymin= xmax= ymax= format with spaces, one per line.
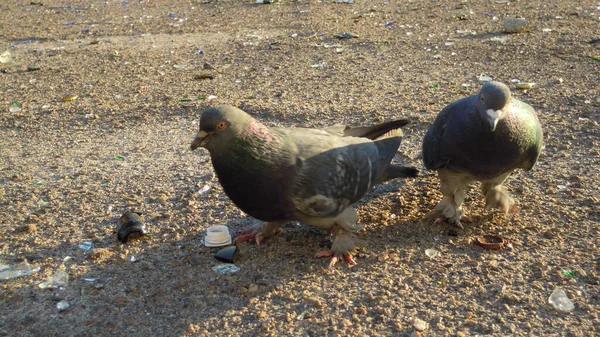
xmin=335 ymin=32 xmax=359 ymax=39
xmin=118 ymin=211 xmax=146 ymax=243
xmin=27 ymin=66 xmax=40 ymax=71
xmin=214 ymin=245 xmax=238 ymax=263
xmin=193 ymin=73 xmax=214 ymax=80
xmin=447 ymin=228 xmax=459 ymax=237
xmin=474 ymin=235 xmax=505 ymax=250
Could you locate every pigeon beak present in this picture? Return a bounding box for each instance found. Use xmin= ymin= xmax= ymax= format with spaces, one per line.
xmin=190 ymin=131 xmax=209 ymax=150
xmin=486 ymin=109 xmax=502 ymax=131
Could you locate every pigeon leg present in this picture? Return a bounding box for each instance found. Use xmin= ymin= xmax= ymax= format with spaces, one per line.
xmin=314 ymin=207 xmax=362 ymax=268
xmin=426 ymin=169 xmax=471 ymax=228
xmin=233 ymin=222 xmax=283 ymax=245
xmin=482 ymin=172 xmax=515 ymax=214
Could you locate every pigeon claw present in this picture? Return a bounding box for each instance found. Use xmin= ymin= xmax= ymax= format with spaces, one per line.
xmin=233 ymin=233 xmax=255 ymax=244
xmin=315 ymin=250 xmax=357 ymax=268
xmin=234 ymin=227 xmax=283 ymax=245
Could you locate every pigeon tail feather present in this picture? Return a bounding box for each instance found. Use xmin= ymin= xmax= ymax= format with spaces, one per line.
xmin=343 ymin=119 xmax=410 ymax=139
xmin=377 ymin=165 xmax=418 ymax=183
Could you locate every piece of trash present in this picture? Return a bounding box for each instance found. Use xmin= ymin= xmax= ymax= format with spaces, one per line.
xmin=311 ymin=63 xmax=324 ymax=69
xmin=9 ymin=102 xmax=22 ymax=113
xmin=335 ymin=32 xmax=359 ymax=39
xmin=542 ymin=28 xmax=553 ymax=32
xmin=118 ymin=211 xmax=146 ymax=243
xmin=0 ymin=261 xmax=41 ymax=280
xmin=197 ymin=50 xmax=204 ymax=55
xmin=64 ymin=21 xmax=75 ymax=25
xmin=477 ymin=74 xmax=493 ymax=82
xmin=168 ymin=13 xmax=177 ymax=17
xmin=27 ymin=65 xmax=40 ymax=71
xmin=555 ymin=16 xmax=565 ymax=20
xmin=62 ymin=95 xmax=78 ymax=102
xmin=173 ymin=64 xmax=187 ymax=69
xmin=445 ymin=42 xmax=455 ymax=46
xmin=255 ymin=0 xmax=274 ymax=3
xmin=207 ymin=95 xmax=217 ymax=100
xmin=296 ymin=310 xmax=308 ymax=320
xmin=474 ymin=235 xmax=506 ymax=250
xmin=557 ymin=185 xmax=568 ymax=191
xmin=78 ymin=242 xmax=93 ymax=251
xmin=548 ymin=288 xmax=574 ymax=312
xmin=193 ymin=73 xmax=214 ymax=80
xmin=490 ymin=36 xmax=508 ymax=43
xmin=0 ymin=50 xmax=12 ymax=64
xmin=504 ymin=17 xmax=529 ymax=33
xmin=433 ymin=54 xmax=442 ymax=59
xmin=515 ymin=82 xmax=535 ymax=90
xmin=562 ymin=270 xmax=576 ymax=277
xmin=336 ymin=0 xmax=354 ymax=3
xmin=212 ymin=264 xmax=240 ymax=274
xmin=204 ymin=225 xmax=232 ymax=247
xmin=578 ymin=117 xmax=589 ymax=121
xmin=385 ymin=22 xmax=394 ymax=27
xmin=432 ymin=83 xmax=439 ymax=88
xmin=456 ymin=29 xmax=476 ymax=35
xmin=38 ymin=270 xmax=69 ymax=289
xmin=214 ymin=245 xmax=237 ymax=263
xmin=584 ymin=100 xmax=591 ymax=104
xmin=197 ymin=184 xmax=211 ymax=195
xmin=129 ymin=255 xmax=138 ymax=262
xmin=56 ymin=300 xmax=70 ymax=311
xmin=425 ymin=249 xmax=439 ymax=259
xmin=83 ymin=277 xmax=96 ymax=282
xmin=113 ymin=155 xmax=124 ymax=160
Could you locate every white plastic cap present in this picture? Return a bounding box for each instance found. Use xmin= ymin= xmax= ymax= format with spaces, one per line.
xmin=204 ymin=225 xmax=232 ymax=247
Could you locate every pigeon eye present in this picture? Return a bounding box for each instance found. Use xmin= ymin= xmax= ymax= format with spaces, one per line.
xmin=480 ymin=95 xmax=485 ymax=103
xmin=216 ymin=121 xmax=228 ymax=130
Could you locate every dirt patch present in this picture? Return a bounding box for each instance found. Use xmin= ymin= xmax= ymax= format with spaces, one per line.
xmin=1 ymin=0 xmax=599 ymax=336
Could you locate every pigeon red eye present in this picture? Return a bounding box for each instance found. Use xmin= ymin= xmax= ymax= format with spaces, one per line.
xmin=216 ymin=121 xmax=227 ymax=130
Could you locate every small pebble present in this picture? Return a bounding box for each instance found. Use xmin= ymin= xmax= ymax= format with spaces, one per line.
xmin=504 ymin=18 xmax=529 ymax=33
xmin=14 ymin=224 xmax=36 ymax=233
xmin=425 ymin=249 xmax=439 ymax=259
xmin=56 ymin=300 xmax=70 ymax=311
xmin=413 ymin=318 xmax=429 ymax=331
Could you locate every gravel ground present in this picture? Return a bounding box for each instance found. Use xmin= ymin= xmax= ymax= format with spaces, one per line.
xmin=1 ymin=0 xmax=599 ymax=336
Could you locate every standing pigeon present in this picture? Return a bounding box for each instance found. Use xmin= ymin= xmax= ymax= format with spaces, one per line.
xmin=191 ymin=105 xmax=417 ymax=267
xmin=422 ymin=81 xmax=543 ymax=228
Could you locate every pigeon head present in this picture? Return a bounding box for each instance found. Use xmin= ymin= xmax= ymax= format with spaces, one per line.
xmin=476 ymin=81 xmax=511 ymax=131
xmin=190 ymin=105 xmax=254 ymax=152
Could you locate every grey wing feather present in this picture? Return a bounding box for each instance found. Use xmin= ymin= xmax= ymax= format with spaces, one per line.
xmin=290 ymin=134 xmax=379 ymax=218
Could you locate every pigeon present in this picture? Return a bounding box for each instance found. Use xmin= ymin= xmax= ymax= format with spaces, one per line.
xmin=422 ymin=81 xmax=543 ymax=228
xmin=191 ymin=105 xmax=417 ymax=267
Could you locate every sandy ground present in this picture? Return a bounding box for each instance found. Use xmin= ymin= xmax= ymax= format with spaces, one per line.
xmin=1 ymin=0 xmax=599 ymax=336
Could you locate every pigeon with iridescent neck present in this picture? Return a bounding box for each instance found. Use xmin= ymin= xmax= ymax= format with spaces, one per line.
xmin=422 ymin=81 xmax=543 ymax=228
xmin=191 ymin=105 xmax=417 ymax=267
